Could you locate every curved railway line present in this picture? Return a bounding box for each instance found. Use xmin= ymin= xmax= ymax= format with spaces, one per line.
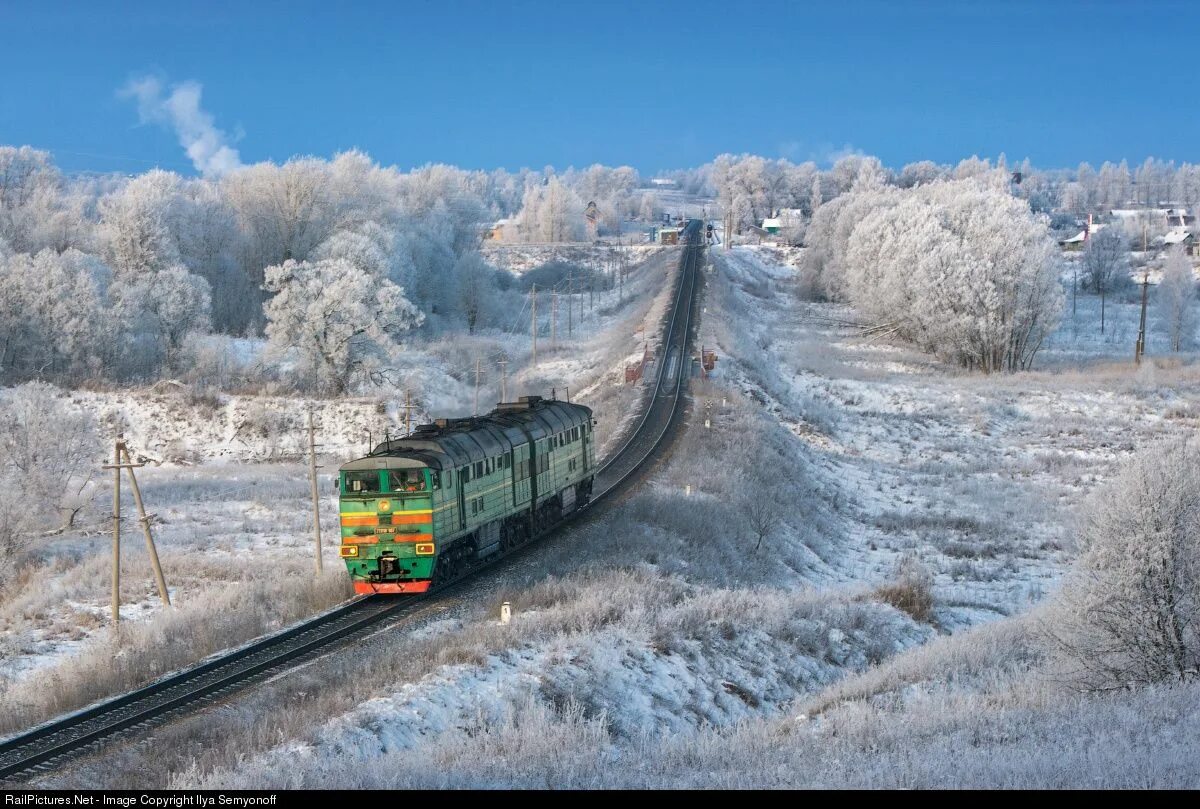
xmin=0 ymin=220 xmax=706 ymax=784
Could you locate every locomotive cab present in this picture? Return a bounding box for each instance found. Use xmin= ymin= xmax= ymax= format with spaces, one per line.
xmin=338 ymin=457 xmax=440 ymax=594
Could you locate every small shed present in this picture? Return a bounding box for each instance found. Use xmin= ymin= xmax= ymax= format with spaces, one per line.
xmin=1165 ymin=228 xmax=1195 ymax=255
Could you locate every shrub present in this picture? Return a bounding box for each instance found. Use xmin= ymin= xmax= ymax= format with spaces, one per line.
xmin=875 ymin=556 xmax=934 ymax=622
xmin=1046 ymin=439 xmax=1200 ymax=690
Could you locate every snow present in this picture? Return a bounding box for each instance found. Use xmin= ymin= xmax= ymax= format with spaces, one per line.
xmin=13 ymin=243 xmax=1200 ymax=789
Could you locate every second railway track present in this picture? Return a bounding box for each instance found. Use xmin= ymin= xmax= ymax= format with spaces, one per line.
xmin=0 ymin=220 xmax=707 ymax=784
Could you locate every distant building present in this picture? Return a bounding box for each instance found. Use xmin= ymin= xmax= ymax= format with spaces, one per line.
xmin=1165 ymin=228 xmax=1195 ymax=255
xmin=650 ymin=178 xmax=676 ymax=187
xmin=658 ymin=227 xmax=681 ymax=245
xmin=487 ymin=218 xmax=517 ymax=241
xmin=1110 ymin=208 xmax=1194 ymax=227
xmin=761 ymin=217 xmax=782 ymax=234
xmin=1059 ymin=220 xmax=1107 ymax=251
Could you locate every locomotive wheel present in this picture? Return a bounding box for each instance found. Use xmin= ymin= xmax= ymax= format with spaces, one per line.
xmin=433 ymin=544 xmax=467 ymax=586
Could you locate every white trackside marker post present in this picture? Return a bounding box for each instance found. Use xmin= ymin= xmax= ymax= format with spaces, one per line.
xmin=500 ymin=602 xmax=512 ymax=625
xmin=685 ymin=484 xmax=692 ymax=497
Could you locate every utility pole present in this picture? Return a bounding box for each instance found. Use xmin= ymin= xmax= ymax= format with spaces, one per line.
xmin=109 ymin=441 xmax=120 ymax=625
xmin=498 ymin=357 xmax=508 ymax=401
xmin=307 ymin=412 xmax=323 ymax=576
xmin=1136 ymin=268 xmax=1150 ymax=365
xmin=568 ymin=276 xmax=574 ymax=338
xmin=531 ymin=283 xmax=538 ymax=368
xmin=118 ymin=442 xmax=170 ymax=608
xmin=474 ymin=358 xmax=481 ymax=416
xmin=1075 ymin=262 xmax=1084 ymax=316
xmin=399 ymin=390 xmax=416 ymax=437
xmin=551 ymin=291 xmax=558 ymax=347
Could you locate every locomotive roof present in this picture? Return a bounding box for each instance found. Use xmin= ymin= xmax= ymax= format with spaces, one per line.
xmin=340 ymin=395 xmax=593 ymax=471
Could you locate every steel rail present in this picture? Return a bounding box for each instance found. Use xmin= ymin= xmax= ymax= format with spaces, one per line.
xmin=0 ymin=222 xmax=705 ymax=783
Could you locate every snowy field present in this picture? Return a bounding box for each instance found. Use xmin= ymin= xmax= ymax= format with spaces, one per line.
xmin=18 ymin=245 xmax=1198 ymax=789
xmin=0 ymin=246 xmax=678 ymax=738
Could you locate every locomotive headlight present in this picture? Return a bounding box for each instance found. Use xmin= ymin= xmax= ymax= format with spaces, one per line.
xmin=339 ymin=546 xmax=359 ymax=557
xmin=415 ymin=543 xmax=435 ymax=556
xmin=378 ymin=499 xmax=391 ymax=512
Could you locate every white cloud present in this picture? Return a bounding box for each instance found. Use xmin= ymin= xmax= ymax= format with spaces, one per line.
xmin=813 ymin=142 xmax=865 ymax=166
xmin=120 ymin=75 xmax=242 ymax=178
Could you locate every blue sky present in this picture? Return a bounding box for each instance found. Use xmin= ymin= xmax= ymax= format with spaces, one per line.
xmin=2 ymin=0 xmax=1198 ymax=176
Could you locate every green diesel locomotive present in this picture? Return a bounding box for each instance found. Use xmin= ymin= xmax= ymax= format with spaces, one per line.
xmin=338 ymin=395 xmax=596 ymax=594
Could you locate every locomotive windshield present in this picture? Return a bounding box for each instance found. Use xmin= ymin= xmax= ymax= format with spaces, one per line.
xmin=343 ymin=470 xmax=382 ymax=494
xmin=389 ymin=469 xmax=427 ymax=492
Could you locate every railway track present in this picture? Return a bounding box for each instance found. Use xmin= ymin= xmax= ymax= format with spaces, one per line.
xmin=0 ymin=220 xmax=706 ymax=784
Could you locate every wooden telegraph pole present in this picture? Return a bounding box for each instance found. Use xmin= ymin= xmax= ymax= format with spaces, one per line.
xmin=307 ymin=411 xmax=323 ymax=575
xmin=474 ymin=358 xmax=481 ymax=416
xmin=121 ymin=443 xmax=171 ymax=608
xmin=1136 ymin=268 xmax=1150 ymax=365
xmin=498 ymin=357 xmax=508 ymax=401
xmin=399 ymin=390 xmax=417 ymax=436
xmin=109 ymin=442 xmax=120 ymax=625
xmin=551 ymin=291 xmax=558 ymax=347
xmin=104 ymin=439 xmax=171 ymax=625
xmin=531 ymin=283 xmax=538 ymax=368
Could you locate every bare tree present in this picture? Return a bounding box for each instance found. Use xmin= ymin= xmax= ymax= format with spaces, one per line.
xmin=455 ymin=253 xmax=494 ymax=334
xmin=1081 ymin=228 xmax=1129 ymax=334
xmin=1046 ymin=439 xmax=1200 ymax=690
xmin=1156 ymin=248 xmax=1196 ymax=352
xmin=741 ymin=492 xmax=782 ymax=551
xmin=0 ymin=382 xmax=100 ymax=529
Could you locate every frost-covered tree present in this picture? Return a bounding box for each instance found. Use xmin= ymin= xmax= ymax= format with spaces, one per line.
xmin=828 ymin=154 xmax=887 ymax=195
xmin=454 ymin=252 xmax=495 ymax=334
xmin=1097 ymin=160 xmax=1132 ymax=209
xmin=0 ymin=382 xmax=100 ymax=528
xmin=1049 ymin=439 xmax=1200 ymax=690
xmin=518 ymin=178 xmax=584 ymax=242
xmin=111 ymin=264 xmax=212 ymax=373
xmin=98 ymin=169 xmax=184 ymax=279
xmin=638 ymin=192 xmax=658 ymax=223
xmin=1156 ymin=248 xmax=1196 ymax=352
xmin=809 ymin=174 xmax=823 ymax=213
xmin=802 ymin=187 xmax=900 ymax=301
xmin=0 ymin=146 xmax=91 ymax=254
xmin=0 ymin=249 xmax=112 ymax=381
xmin=563 ymin=164 xmax=640 ymax=233
xmin=262 ymin=258 xmax=423 ymax=393
xmin=897 ymin=160 xmax=946 ymax=189
xmin=174 ymin=180 xmax=251 ymax=334
xmin=845 ymin=180 xmax=1063 ymax=372
xmin=222 ymin=158 xmax=338 ymax=300
xmin=1081 ymin=227 xmax=1129 ymax=334
xmin=312 ymin=224 xmax=394 ymax=279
